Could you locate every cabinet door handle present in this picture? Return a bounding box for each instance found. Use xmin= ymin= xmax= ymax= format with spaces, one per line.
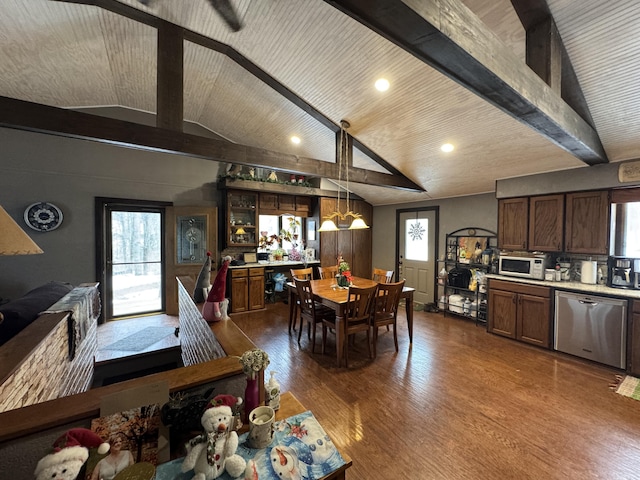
xmin=512 ymin=294 xmax=517 ymax=304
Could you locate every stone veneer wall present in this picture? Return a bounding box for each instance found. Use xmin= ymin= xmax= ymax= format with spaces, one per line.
xmin=0 ymin=314 xmax=97 ymax=412
xmin=178 ymin=280 xmax=226 ymax=366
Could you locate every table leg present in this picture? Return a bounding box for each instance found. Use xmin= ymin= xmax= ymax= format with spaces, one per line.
xmin=405 ymin=291 xmax=414 ymax=344
xmin=288 ymin=288 xmax=296 ymax=335
xmin=335 ymin=314 xmax=344 ymax=367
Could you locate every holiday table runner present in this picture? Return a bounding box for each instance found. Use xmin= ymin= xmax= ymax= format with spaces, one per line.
xmin=156 ymin=410 xmax=346 ymax=480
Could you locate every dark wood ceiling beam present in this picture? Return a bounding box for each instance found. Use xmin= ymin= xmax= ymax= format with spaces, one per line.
xmin=510 ymin=0 xmax=596 ymax=128
xmin=52 ymin=0 xmax=422 ymax=191
xmin=325 ymin=0 xmax=607 ymax=165
xmin=0 ymin=96 xmax=421 ymax=191
xmin=157 ymin=21 xmax=184 ymax=131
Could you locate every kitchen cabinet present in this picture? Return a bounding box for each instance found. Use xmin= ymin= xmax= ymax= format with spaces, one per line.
xmin=565 ymin=190 xmax=610 ymax=255
xmin=629 ymin=300 xmax=640 ymax=376
xmin=259 ymin=193 xmax=312 ymax=216
xmin=498 ymin=190 xmax=610 ymax=255
xmin=488 ymin=279 xmax=551 ymax=348
xmin=259 ymin=193 xmax=278 ymax=211
xmin=295 ymin=196 xmax=311 ymax=215
xmin=498 ymin=197 xmax=529 ymax=250
xmin=529 ymin=194 xmax=564 ymax=252
xmin=226 ymin=190 xmax=257 ymax=247
xmin=278 ymin=194 xmax=296 ymax=213
xmin=229 ymin=267 xmax=265 ymax=313
xmin=318 ymin=197 xmax=372 ymax=279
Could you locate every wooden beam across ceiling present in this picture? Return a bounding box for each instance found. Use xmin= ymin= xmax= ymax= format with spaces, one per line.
xmin=52 ymin=0 xmax=422 ymax=191
xmin=510 ymin=0 xmax=596 ymax=129
xmin=0 ymin=96 xmax=422 ymax=191
xmin=324 ymin=0 xmax=608 ymax=166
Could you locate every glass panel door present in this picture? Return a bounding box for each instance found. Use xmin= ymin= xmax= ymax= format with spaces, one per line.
xmin=108 ymin=209 xmax=164 ymax=318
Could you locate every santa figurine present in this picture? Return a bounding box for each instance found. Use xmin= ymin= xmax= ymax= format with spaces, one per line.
xmin=203 ymin=256 xmax=232 ymax=322
xmin=34 ymin=428 xmax=110 ymax=480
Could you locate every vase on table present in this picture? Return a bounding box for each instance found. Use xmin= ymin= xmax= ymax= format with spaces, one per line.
xmin=337 ymin=275 xmax=350 ymax=287
xmin=244 ymin=375 xmax=260 ymax=422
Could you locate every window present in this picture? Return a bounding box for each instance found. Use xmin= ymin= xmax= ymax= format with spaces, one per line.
xmin=258 ymin=215 xmax=304 ymax=252
xmin=404 ymin=217 xmax=428 ymax=261
xmin=611 ymin=201 xmax=640 ymax=257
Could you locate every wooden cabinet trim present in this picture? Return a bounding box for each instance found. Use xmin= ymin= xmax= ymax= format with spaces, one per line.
xmin=489 ymin=279 xmax=551 ymax=298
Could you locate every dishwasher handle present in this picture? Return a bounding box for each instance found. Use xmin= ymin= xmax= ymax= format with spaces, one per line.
xmin=579 ymin=299 xmax=599 ymax=306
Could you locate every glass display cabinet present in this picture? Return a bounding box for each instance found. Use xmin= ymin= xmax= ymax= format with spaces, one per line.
xmin=227 ymin=190 xmax=257 ymax=246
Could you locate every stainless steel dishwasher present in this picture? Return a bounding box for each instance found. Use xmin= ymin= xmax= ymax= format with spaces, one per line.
xmin=554 ymin=291 xmax=627 ymax=369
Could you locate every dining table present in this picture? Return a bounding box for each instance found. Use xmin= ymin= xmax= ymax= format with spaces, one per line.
xmin=287 ymin=276 xmax=415 ymax=367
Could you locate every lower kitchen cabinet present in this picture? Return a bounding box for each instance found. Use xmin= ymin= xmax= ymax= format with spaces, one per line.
xmin=488 ymin=279 xmax=551 ymax=348
xmin=229 ymin=267 xmax=265 ymax=313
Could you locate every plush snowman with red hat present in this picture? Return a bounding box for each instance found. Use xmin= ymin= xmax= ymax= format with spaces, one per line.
xmin=34 ymin=428 xmax=110 ymax=480
xmin=182 ymin=394 xmax=246 ymax=479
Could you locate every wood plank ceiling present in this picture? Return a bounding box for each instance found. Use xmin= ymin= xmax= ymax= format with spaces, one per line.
xmin=0 ymin=0 xmax=639 ymax=205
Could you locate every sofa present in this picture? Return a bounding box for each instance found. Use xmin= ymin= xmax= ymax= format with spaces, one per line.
xmin=0 ymin=282 xmax=100 ymax=412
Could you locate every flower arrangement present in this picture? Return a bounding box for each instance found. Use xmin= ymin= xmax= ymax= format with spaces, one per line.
xmin=238 ymin=348 xmax=270 ymax=380
xmin=337 ymin=255 xmax=352 ymax=286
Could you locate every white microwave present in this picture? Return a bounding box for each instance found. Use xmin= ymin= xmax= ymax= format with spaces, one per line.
xmin=498 ymin=254 xmax=548 ymax=280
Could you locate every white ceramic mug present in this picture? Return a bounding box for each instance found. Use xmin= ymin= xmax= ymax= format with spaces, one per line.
xmin=248 ymin=406 xmax=275 ymax=449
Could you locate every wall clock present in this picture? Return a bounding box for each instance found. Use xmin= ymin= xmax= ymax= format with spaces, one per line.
xmin=23 ymin=202 xmax=64 ymax=232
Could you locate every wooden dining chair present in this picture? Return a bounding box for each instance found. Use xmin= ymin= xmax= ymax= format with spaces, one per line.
xmin=289 ymin=268 xmax=314 ymax=333
xmin=370 ymin=280 xmax=405 ymax=358
xmin=294 ymin=278 xmax=336 ymax=352
xmin=318 ymin=265 xmax=339 ymax=280
xmin=372 ymin=268 xmax=394 ymax=284
xmin=322 ymin=284 xmax=378 ymax=367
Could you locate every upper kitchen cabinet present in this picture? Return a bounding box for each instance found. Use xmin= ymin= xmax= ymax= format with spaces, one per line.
xmin=565 ymin=190 xmax=610 ymax=255
xmin=498 ymin=197 xmax=529 ymax=250
xmin=259 ymin=193 xmax=278 ymax=212
xmin=259 ymin=193 xmax=312 ymax=217
xmin=528 ymin=194 xmax=564 ymax=252
xmin=278 ymin=194 xmax=296 ymax=213
xmin=226 ymin=190 xmax=257 ymax=247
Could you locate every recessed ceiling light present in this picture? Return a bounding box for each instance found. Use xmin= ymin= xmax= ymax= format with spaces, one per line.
xmin=441 ymin=143 xmax=454 ymax=153
xmin=375 ymin=78 xmax=390 ymax=92
xmin=291 ymin=136 xmax=301 ymax=144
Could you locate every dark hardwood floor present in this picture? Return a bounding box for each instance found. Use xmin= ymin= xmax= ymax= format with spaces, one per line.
xmin=228 ymin=302 xmax=640 ymax=479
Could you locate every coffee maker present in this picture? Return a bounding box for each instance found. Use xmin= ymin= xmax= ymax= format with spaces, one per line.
xmin=635 ymin=259 xmax=640 ymax=289
xmin=608 ymin=256 xmax=636 ymax=289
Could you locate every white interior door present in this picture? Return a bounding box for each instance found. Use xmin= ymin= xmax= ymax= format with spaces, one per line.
xmin=399 ymin=210 xmax=436 ymax=305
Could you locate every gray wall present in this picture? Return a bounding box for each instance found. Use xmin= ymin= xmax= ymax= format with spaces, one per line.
xmin=496 ymin=160 xmax=640 ymax=198
xmin=372 ymin=193 xmax=499 ymax=272
xmin=0 ymin=127 xmax=223 ymax=300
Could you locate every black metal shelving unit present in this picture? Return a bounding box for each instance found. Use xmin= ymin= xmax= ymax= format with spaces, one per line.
xmin=437 ymin=227 xmax=497 ymax=325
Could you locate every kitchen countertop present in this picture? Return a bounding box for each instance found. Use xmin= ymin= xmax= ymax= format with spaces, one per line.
xmin=486 ymin=274 xmax=640 ymax=300
xmin=228 ymin=260 xmax=320 ymax=269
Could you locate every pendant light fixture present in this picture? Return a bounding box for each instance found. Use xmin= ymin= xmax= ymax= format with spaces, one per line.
xmin=318 ymin=120 xmax=370 ymax=232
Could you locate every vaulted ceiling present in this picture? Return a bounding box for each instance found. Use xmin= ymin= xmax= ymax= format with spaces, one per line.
xmin=1 ymin=0 xmax=639 ymax=205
